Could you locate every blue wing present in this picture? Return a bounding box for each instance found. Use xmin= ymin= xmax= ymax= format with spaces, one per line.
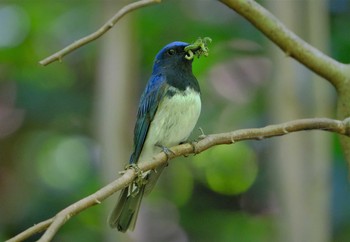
xmin=129 ymin=74 xmax=167 ymax=164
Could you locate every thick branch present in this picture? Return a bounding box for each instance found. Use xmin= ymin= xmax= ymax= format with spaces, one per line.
xmin=219 ymin=0 xmax=350 ymax=171
xmin=219 ymin=0 xmax=349 ymax=91
xmin=7 ymin=118 xmax=350 ymax=242
xmin=39 ymin=0 xmax=161 ymax=66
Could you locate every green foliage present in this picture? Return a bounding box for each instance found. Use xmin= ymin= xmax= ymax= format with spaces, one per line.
xmin=1 ymin=0 xmax=350 ymax=241
xmin=193 ymin=144 xmax=258 ymax=195
xmin=182 ymin=210 xmax=276 ymax=242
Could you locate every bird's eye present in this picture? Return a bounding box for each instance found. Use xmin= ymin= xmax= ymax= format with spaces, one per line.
xmin=167 ymin=49 xmax=176 ymax=56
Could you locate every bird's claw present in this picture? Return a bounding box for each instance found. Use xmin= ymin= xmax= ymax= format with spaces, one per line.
xmin=124 ymin=164 xmax=146 ymax=197
xmin=156 ymin=144 xmax=175 ymax=165
xmin=125 ymin=163 xmax=142 ymax=176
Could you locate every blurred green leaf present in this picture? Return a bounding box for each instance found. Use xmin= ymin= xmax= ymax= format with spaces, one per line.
xmin=193 ymin=143 xmax=258 ymax=195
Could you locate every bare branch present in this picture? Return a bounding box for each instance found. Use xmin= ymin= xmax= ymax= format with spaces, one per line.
xmin=38 ymin=0 xmax=161 ymax=66
xmin=6 ymin=219 xmax=53 ymax=242
xmin=219 ymin=0 xmax=349 ymax=91
xmin=7 ymin=118 xmax=350 ymax=242
xmin=218 ymin=0 xmax=350 ymax=172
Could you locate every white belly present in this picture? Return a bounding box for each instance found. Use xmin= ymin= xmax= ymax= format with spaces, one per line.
xmin=139 ymin=87 xmax=201 ymax=162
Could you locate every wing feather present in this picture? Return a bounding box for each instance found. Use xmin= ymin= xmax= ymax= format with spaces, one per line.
xmin=129 ymin=74 xmax=167 ymax=164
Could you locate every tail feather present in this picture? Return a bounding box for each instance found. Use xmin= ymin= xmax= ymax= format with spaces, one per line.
xmin=108 ymin=185 xmax=146 ymax=232
xmin=144 ymin=164 xmax=166 ymax=195
xmin=108 ymin=167 xmax=165 ymax=232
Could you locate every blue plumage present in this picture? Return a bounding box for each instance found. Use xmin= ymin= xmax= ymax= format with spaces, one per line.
xmin=109 ymin=41 xmax=201 ymax=232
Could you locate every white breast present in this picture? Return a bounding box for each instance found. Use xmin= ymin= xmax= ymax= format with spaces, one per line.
xmin=139 ymin=86 xmax=201 ymax=162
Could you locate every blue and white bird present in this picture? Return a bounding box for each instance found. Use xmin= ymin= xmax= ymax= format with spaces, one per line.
xmin=108 ymin=40 xmax=208 ymax=232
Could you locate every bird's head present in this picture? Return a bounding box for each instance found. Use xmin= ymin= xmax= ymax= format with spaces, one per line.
xmin=153 ymin=41 xmax=191 ymax=71
xmin=153 ymin=38 xmax=211 ymax=73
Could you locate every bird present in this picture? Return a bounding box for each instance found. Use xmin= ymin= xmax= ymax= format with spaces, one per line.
xmin=108 ymin=41 xmax=204 ymax=232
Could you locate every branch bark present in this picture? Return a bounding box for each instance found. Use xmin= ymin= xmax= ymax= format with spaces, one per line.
xmin=218 ymin=0 xmax=350 ymax=171
xmin=38 ymin=0 xmax=160 ymax=66
xmin=7 ymin=219 xmax=53 ymax=242
xmin=6 ymin=118 xmax=350 ymax=242
xmin=218 ymin=0 xmax=349 ymax=91
xmin=27 ymin=1 xmax=350 ymax=241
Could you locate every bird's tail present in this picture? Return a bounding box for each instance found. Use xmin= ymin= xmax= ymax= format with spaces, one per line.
xmin=108 ymin=183 xmax=146 ymax=232
xmin=108 ymin=165 xmax=166 ymax=232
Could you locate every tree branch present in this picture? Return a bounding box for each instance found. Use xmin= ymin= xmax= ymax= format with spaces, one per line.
xmin=218 ymin=0 xmax=349 ymax=91
xmin=218 ymin=0 xmax=350 ymax=173
xmin=38 ymin=0 xmax=161 ymax=66
xmin=6 ymin=219 xmax=53 ymax=242
xmin=7 ymin=118 xmax=350 ymax=242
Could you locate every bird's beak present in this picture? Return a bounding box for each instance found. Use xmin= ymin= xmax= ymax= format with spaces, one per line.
xmin=184 ymin=37 xmax=212 ymax=60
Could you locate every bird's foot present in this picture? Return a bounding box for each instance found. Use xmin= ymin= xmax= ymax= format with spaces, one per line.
xmin=124 ymin=164 xmax=147 ymax=197
xmin=119 ymin=163 xmax=141 ymax=175
xmin=155 ymin=144 xmax=175 ymax=166
xmin=156 ymin=144 xmax=175 ymax=157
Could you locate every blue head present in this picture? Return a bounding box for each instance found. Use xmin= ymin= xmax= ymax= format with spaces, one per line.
xmin=152 ymin=41 xmax=192 ymax=73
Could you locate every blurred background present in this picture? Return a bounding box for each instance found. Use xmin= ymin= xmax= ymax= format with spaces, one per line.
xmin=0 ymin=0 xmax=350 ymax=241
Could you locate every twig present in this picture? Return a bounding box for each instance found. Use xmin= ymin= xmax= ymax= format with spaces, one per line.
xmin=37 ymin=169 xmax=136 ymax=242
xmin=6 ymin=219 xmax=53 ymax=242
xmin=7 ymin=118 xmax=350 ymax=242
xmin=39 ymin=0 xmax=161 ymax=66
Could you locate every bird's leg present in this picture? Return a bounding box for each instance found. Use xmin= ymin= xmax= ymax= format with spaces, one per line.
xmin=155 ymin=144 xmax=175 ymax=166
xmin=178 ymin=127 xmax=208 ymax=157
xmin=124 ymin=163 xmax=147 ymax=197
